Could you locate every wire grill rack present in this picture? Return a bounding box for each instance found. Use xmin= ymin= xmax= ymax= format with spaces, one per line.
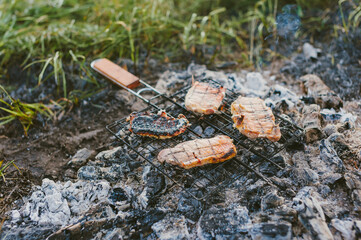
xmin=106 ymin=78 xmax=304 ymax=201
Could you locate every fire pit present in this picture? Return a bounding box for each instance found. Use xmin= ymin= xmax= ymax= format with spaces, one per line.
xmin=106 ymin=75 xmax=304 ymax=201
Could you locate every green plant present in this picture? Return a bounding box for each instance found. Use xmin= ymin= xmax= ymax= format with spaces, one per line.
xmin=337 ymin=0 xmax=361 ymax=35
xmin=245 ymin=0 xmax=278 ymax=64
xmin=0 ymin=85 xmax=53 ymax=136
xmin=0 ymin=159 xmax=20 ymax=182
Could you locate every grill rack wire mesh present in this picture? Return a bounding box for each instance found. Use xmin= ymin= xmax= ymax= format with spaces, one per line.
xmin=106 ymin=78 xmax=304 ymax=201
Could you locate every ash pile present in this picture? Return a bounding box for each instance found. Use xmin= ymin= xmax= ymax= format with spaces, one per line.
xmin=1 ymin=64 xmax=361 ymax=240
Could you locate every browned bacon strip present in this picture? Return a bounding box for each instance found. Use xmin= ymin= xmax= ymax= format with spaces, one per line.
xmin=158 ymin=135 xmax=236 ymax=169
xmin=127 ymin=111 xmax=189 ymax=139
xmin=185 ymin=80 xmax=226 ymax=115
xmin=231 ymin=97 xmax=281 ymax=142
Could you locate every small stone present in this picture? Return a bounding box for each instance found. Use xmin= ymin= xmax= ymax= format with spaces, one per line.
xmin=249 ymin=222 xmax=292 ymax=240
xmin=95 ymin=147 xmax=123 ymax=161
xmin=68 ymin=148 xmax=94 ymax=168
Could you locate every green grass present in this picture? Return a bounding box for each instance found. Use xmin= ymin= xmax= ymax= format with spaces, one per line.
xmin=0 ymin=85 xmax=53 ymax=136
xmin=0 ymin=0 xmax=359 ymax=134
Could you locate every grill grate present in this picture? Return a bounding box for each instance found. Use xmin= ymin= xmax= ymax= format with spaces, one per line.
xmin=106 ymin=78 xmax=304 ymax=201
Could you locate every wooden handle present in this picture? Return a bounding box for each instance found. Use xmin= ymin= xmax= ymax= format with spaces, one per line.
xmin=91 ymin=58 xmax=140 ymax=89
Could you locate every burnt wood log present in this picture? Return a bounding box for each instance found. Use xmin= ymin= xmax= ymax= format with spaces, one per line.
xmin=301 ymin=74 xmax=343 ymax=110
xmin=301 ymin=104 xmax=324 ymax=143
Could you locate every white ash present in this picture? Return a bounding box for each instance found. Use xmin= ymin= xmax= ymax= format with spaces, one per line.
xmin=320 ymin=108 xmax=357 ymax=125
xmin=264 ymin=84 xmax=300 ymax=110
xmin=241 ymin=72 xmax=269 ymax=97
xmin=152 ymin=214 xmax=190 ymax=240
xmin=16 ymin=178 xmax=110 ymax=227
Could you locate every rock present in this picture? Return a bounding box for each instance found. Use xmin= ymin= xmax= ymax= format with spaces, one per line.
xmin=261 ymin=190 xmax=285 ymax=210
xmin=301 ymin=74 xmax=343 ymax=110
xmin=301 ymin=104 xmax=324 ymax=143
xmin=197 ymin=204 xmax=251 ymax=239
xmin=95 ymin=147 xmax=123 ymax=162
xmin=319 ymin=139 xmax=344 ymax=173
xmin=152 ymin=214 xmax=190 ymax=240
xmin=249 ymin=222 xmax=292 ymax=240
xmin=303 ymin=42 xmax=321 ymax=60
xmin=68 ymin=148 xmax=94 ymax=168
xmin=331 ymin=219 xmax=355 ymax=240
xmin=293 ymin=187 xmax=333 ymax=240
xmin=241 ymin=72 xmax=269 ymax=97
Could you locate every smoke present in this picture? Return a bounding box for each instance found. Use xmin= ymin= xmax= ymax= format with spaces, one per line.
xmin=276 ymin=5 xmax=301 ymax=40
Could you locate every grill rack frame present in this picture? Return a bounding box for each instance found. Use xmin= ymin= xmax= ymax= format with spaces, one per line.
xmin=106 ymin=78 xmax=304 ymax=201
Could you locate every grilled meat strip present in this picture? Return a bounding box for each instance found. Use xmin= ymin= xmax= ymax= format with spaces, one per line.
xmin=231 ymin=97 xmax=281 ymax=142
xmin=127 ymin=111 xmax=189 ymax=139
xmin=158 ymin=135 xmax=237 ymax=169
xmin=185 ymin=80 xmax=226 ymax=115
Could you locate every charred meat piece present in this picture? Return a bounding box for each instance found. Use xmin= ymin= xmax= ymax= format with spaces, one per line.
xmin=127 ymin=111 xmax=189 ymax=139
xmin=185 ymin=80 xmax=226 ymax=115
xmin=231 ymin=97 xmax=281 ymax=142
xmin=158 ymin=135 xmax=236 ymax=169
